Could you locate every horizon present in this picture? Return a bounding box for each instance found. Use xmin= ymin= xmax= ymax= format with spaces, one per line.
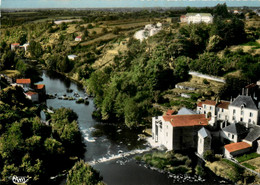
xmin=2 ymin=0 xmax=260 ymax=9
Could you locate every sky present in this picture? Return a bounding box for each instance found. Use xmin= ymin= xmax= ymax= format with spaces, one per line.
xmin=1 ymin=0 xmax=260 ymax=9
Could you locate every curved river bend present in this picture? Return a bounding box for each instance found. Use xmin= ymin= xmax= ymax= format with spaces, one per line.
xmin=38 ymin=70 xmax=229 ymax=185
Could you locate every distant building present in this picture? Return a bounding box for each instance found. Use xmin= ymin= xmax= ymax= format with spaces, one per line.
xmin=75 ymin=36 xmax=82 ymax=41
xmin=22 ymin=43 xmax=30 ymax=51
xmin=68 ymin=55 xmax=77 ymax=60
xmin=25 ymin=91 xmax=39 ymax=102
xmin=33 ymin=84 xmax=46 ymax=100
xmin=221 ymin=123 xmax=248 ymax=143
xmin=224 ymin=142 xmax=251 ymax=158
xmin=16 ymin=79 xmax=31 ymax=88
xmin=180 ymin=13 xmax=213 ymax=24
xmin=11 ymin=43 xmax=20 ymax=51
xmin=152 ymin=111 xmax=209 ymax=151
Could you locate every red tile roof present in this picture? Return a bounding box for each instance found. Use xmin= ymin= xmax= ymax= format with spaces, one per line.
xmin=16 ymin=79 xmax=31 ymax=84
xmin=163 ymin=114 xmax=208 ymax=127
xmin=217 ymin=101 xmax=230 ymax=109
xmin=203 ymin=100 xmax=217 ymax=106
xmin=76 ymin=36 xmax=81 ymax=38
xmin=165 ymin=109 xmax=175 ymax=116
xmin=180 ymin=15 xmax=186 ymax=18
xmin=245 ymin=83 xmax=256 ymax=89
xmin=11 ymin=43 xmax=20 ymax=46
xmin=197 ymin=102 xmax=203 ymax=107
xmin=224 ymin=142 xmax=251 ymax=153
xmin=35 ymin=84 xmax=45 ymax=89
xmin=25 ymin=91 xmax=38 ymax=96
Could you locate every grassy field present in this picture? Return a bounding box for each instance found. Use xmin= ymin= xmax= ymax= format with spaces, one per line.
xmin=242 ymin=157 xmax=260 ymax=173
xmin=0 ymin=70 xmax=20 ymax=78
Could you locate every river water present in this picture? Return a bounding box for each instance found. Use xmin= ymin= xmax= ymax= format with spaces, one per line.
xmin=38 ymin=70 xmax=229 ymax=185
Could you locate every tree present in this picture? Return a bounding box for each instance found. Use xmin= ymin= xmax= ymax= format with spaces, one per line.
xmin=213 ymin=3 xmax=230 ymax=18
xmin=28 ymin=40 xmax=43 ymax=58
xmin=66 ymin=160 xmax=104 ymax=185
xmin=173 ymin=56 xmax=190 ymax=82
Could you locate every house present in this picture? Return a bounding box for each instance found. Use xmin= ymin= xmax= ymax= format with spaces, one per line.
xmin=25 ymin=91 xmax=39 ymax=102
xmin=180 ymin=15 xmax=187 ymax=23
xmin=11 ymin=43 xmax=20 ymax=51
xmin=152 ymin=112 xmax=208 ymax=151
xmin=22 ymin=43 xmax=30 ymax=51
xmin=221 ymin=123 xmax=248 ymax=143
xmin=68 ymin=55 xmax=77 ymax=60
xmin=197 ymin=127 xmax=212 ymax=156
xmin=243 ymin=125 xmax=260 ymax=147
xmin=183 ymin=13 xmax=213 ymax=24
xmin=228 ymin=95 xmax=259 ymax=125
xmin=16 ymin=79 xmax=31 ymax=88
xmin=224 ymin=142 xmax=251 ymax=158
xmin=33 ymin=84 xmax=46 ymax=100
xmin=75 ymin=36 xmax=82 ymax=41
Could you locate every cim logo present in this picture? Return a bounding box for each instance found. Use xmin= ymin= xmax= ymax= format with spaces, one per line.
xmin=12 ymin=176 xmax=30 ymax=185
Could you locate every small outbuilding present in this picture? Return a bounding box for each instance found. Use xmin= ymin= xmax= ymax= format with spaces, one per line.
xmin=11 ymin=43 xmax=20 ymax=51
xmin=224 ymin=142 xmax=251 ymax=158
xmin=68 ymin=55 xmax=77 ymax=60
xmin=75 ymin=36 xmax=82 ymax=41
xmin=25 ymin=91 xmax=39 ymax=102
xmin=16 ymin=79 xmax=31 ymax=88
xmin=197 ymin=127 xmax=212 ymax=156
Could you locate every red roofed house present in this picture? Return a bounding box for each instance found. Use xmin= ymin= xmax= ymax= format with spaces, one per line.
xmin=16 ymin=79 xmax=31 ymax=88
xmin=197 ymin=100 xmax=230 ymax=124
xmin=33 ymin=84 xmax=46 ymax=100
xmin=11 ymin=43 xmax=20 ymax=51
xmin=75 ymin=36 xmax=82 ymax=41
xmin=224 ymin=142 xmax=251 ymax=158
xmin=25 ymin=91 xmax=39 ymax=102
xmin=152 ymin=111 xmax=209 ymax=150
xmin=180 ymin=15 xmax=187 ymax=23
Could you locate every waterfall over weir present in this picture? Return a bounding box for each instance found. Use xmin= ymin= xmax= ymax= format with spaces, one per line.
xmin=87 ymin=147 xmax=152 ymax=166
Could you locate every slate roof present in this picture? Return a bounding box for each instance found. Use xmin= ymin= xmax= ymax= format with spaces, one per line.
xmin=198 ymin=127 xmax=211 ymax=138
xmin=222 ymin=123 xmax=248 ymax=135
xmin=230 ymin=95 xmax=258 ymax=110
xmin=163 ymin=114 xmax=208 ymax=127
xmin=177 ymin=107 xmax=197 ymax=115
xmin=243 ymin=126 xmax=260 ymax=142
xmin=225 ymin=142 xmax=251 ymax=153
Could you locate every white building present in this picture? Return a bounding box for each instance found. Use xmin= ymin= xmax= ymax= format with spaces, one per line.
xmin=25 ymin=91 xmax=39 ymax=102
xmin=68 ymin=55 xmax=77 ymax=60
xmin=228 ymin=95 xmax=259 ymax=125
xmin=75 ymin=36 xmax=82 ymax=41
xmin=152 ymin=110 xmax=208 ymax=151
xmin=181 ymin=13 xmax=213 ymax=24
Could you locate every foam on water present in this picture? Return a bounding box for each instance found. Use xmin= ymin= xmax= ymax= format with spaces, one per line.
xmin=88 ymin=147 xmax=152 ymax=165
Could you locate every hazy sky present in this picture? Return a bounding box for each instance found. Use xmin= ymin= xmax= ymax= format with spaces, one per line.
xmin=2 ymin=0 xmax=260 ymax=9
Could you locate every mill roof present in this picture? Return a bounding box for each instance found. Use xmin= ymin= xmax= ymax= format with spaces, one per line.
xmin=230 ymin=95 xmax=258 ymax=110
xmin=243 ymin=126 xmax=260 ymax=142
xmin=163 ymin=114 xmax=208 ymax=127
xmin=224 ymin=142 xmax=251 ymax=153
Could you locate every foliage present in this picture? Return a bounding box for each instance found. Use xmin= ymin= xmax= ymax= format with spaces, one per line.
xmin=28 ymin=40 xmax=43 ymax=58
xmin=195 ymin=165 xmax=205 ymax=176
xmin=0 ymin=87 xmax=84 ymax=184
xmin=138 ymin=151 xmax=192 ymax=174
xmin=236 ymin=153 xmax=260 ymax=163
xmin=203 ymin=150 xmax=215 ymax=162
xmin=66 ymin=160 xmax=104 ymax=185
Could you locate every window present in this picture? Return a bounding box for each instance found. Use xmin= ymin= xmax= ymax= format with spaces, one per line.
xmin=240 ymin=118 xmax=243 ymax=122
xmin=241 ymin=110 xmax=244 ymax=115
xmin=249 ymin=119 xmax=251 ymax=123
xmin=166 ymin=132 xmax=168 ymax=137
xmin=219 ymin=114 xmax=221 ymax=118
xmin=232 ymin=116 xmax=235 ymax=120
xmin=222 ymin=108 xmax=224 ymax=112
xmin=232 ymin=135 xmax=234 ymax=139
xmin=250 ymin=112 xmax=253 ymax=117
xmin=210 ymin=106 xmax=212 ymax=110
xmin=204 ymin=105 xmax=206 ymax=109
xmin=228 ymin=133 xmax=230 ymax=137
xmin=233 ymin=109 xmax=236 ymax=114
xmin=200 ymin=138 xmax=202 ymax=143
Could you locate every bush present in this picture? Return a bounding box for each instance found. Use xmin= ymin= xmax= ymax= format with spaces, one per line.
xmin=203 ymin=150 xmax=215 ymax=162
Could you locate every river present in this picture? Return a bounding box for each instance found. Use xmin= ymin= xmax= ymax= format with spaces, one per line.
xmin=38 ymin=70 xmax=229 ymax=185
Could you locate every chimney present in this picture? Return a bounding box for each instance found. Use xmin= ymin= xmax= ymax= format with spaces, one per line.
xmin=242 ymin=88 xmax=244 ymax=95
xmin=230 ymin=96 xmax=233 ymax=103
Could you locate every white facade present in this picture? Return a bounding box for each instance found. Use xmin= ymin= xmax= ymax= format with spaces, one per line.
xmin=228 ymin=105 xmax=258 ymax=125
xmin=68 ymin=55 xmax=77 ymax=60
xmin=186 ymin=13 xmax=213 ymax=24
xmin=197 ymin=128 xmax=211 ymax=156
xmin=216 ymin=107 xmax=229 ymax=121
xmin=221 ymin=131 xmax=238 ymax=143
xmin=152 ymin=116 xmax=173 ymax=150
